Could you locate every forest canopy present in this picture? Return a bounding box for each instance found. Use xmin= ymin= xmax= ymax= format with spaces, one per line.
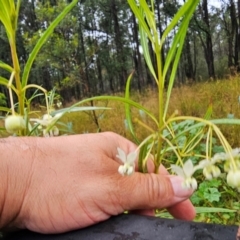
xmin=0 ymin=0 xmax=239 ymax=102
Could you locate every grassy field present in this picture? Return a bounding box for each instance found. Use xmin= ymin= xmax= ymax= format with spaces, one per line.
xmin=1 ymin=76 xmax=240 ymax=225
xmin=61 ymin=77 xmax=240 ymax=226
xmin=58 ymin=76 xmax=240 ymax=148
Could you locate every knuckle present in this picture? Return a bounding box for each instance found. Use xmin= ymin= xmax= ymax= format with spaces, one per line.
xmin=144 ymin=174 xmax=172 ymax=208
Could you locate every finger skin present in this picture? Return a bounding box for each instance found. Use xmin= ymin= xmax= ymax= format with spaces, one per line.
xmin=167 ymin=200 xmax=196 ymax=220
xmin=138 ymin=157 xmax=196 ymax=220
xmin=0 ymin=132 xmax=195 ymax=234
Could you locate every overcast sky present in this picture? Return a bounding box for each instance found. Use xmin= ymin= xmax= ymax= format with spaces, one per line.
xmin=209 ymin=0 xmax=221 ymax=7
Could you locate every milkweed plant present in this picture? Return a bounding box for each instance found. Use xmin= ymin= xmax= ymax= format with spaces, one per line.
xmin=116 ymin=0 xmax=240 ymax=192
xmin=1 ymin=0 xmax=240 ymax=202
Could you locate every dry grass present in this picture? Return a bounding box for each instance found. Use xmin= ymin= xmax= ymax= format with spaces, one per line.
xmin=1 ymin=76 xmax=240 ymax=146
xmin=64 ymin=76 xmax=240 ymax=147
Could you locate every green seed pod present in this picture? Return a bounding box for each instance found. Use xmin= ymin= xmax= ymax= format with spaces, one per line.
xmin=5 ymin=115 xmax=25 ymax=134
xmin=227 ymin=170 xmax=240 ymax=188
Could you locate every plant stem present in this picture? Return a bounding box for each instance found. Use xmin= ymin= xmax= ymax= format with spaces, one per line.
xmin=8 ymin=72 xmax=16 ymax=115
xmin=156 ymin=39 xmax=164 ymax=170
xmin=10 ymin=38 xmax=23 ymax=116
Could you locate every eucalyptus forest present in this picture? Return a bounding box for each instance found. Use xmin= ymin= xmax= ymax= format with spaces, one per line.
xmin=0 ymin=0 xmax=240 ymax=103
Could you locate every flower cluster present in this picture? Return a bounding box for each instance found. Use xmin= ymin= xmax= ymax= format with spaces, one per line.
xmin=30 ymin=113 xmax=62 ymax=137
xmin=116 ymin=147 xmax=240 ymax=192
xmin=171 ymin=148 xmax=240 ymax=191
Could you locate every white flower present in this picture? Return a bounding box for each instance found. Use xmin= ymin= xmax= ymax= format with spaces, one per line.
xmin=211 ymin=153 xmax=226 ymax=162
xmin=116 ymin=147 xmax=137 ymax=176
xmin=43 ymin=126 xmax=59 ymax=137
xmin=30 ymin=113 xmax=61 ymax=126
xmin=198 ymin=159 xmax=221 ymax=180
xmin=182 ymin=177 xmax=198 ymax=190
xmin=171 ymin=159 xmax=198 ymax=190
xmin=227 ymin=170 xmax=240 ymax=188
xmin=30 ymin=113 xmax=62 ymax=137
xmin=222 ymin=148 xmax=240 ymax=160
xmin=209 ymin=149 xmax=240 ymax=165
xmin=171 ymin=159 xmax=196 ymax=179
xmin=56 ymin=101 xmax=62 ymax=108
xmin=203 ymin=165 xmax=221 ymax=180
xmin=5 ymin=115 xmax=25 ymax=134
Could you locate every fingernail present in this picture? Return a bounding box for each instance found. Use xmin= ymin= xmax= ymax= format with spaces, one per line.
xmin=169 ymin=176 xmax=194 ymax=198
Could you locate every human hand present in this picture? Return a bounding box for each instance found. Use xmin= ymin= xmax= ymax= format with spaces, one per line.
xmin=0 ymin=132 xmax=195 ymax=234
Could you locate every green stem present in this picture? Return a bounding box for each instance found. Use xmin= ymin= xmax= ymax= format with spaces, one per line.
xmin=133 ymin=117 xmax=155 ymax=133
xmin=156 ymin=42 xmax=164 ymax=169
xmin=8 ymin=72 xmax=16 ymax=115
xmin=22 ymin=84 xmax=47 ymax=94
xmin=168 ymin=115 xmax=237 ymax=170
xmin=10 ymin=38 xmax=23 ymax=116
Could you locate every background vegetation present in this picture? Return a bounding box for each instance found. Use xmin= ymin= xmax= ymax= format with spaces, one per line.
xmin=1 ymin=0 xmax=240 ymax=103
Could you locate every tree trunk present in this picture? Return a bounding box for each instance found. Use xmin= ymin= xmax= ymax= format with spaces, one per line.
xmin=196 ymin=0 xmax=215 ymax=79
xmin=229 ymin=0 xmax=238 ymax=68
xmin=111 ymin=0 xmax=128 ymax=91
xmin=97 ymin=55 xmax=104 ymax=94
xmin=184 ymin=33 xmax=195 ymax=81
xmin=77 ymin=3 xmax=91 ymax=97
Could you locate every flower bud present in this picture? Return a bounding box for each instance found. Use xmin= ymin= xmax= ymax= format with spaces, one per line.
xmin=227 ymin=170 xmax=240 ymax=188
xmin=5 ymin=115 xmax=25 ymax=134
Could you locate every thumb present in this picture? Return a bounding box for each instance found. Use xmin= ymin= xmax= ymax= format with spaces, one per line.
xmin=117 ymin=173 xmax=193 ymax=210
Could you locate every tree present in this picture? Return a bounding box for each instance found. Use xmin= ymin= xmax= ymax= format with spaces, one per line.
xmin=195 ymin=0 xmax=216 ymax=79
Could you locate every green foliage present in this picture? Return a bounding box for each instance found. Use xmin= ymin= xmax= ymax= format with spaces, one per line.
xmin=0 ymin=93 xmax=7 ymax=107
xmin=191 ymin=179 xmax=222 ymax=205
xmin=0 ymin=0 xmax=109 ymax=137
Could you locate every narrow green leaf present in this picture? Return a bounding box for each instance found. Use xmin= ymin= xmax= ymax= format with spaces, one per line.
xmin=195 ymin=207 xmax=237 ymax=214
xmin=163 ymin=1 xmax=199 ymax=80
xmin=51 ymin=106 xmax=110 ymax=116
xmin=156 ymin=207 xmax=236 ymax=219
xmin=0 ymin=76 xmax=10 ymax=87
xmin=15 ymin=0 xmax=21 ymax=30
xmin=163 ymin=24 xmax=188 ymax=118
xmin=204 ymin=103 xmax=213 ymax=120
xmin=0 ymin=5 xmax=12 ymax=38
xmin=0 ymin=107 xmax=11 ymax=113
xmin=127 ymin=0 xmax=153 ymax=42
xmin=0 ymin=76 xmax=18 ymax=93
xmin=125 ymin=72 xmax=140 ymax=144
xmin=139 ymin=0 xmax=156 ymax=32
xmin=71 ymin=95 xmax=158 ymax=126
xmin=139 ymin=20 xmax=157 ymax=82
xmin=161 ymin=0 xmax=199 ymax=46
xmin=163 ymin=1 xmax=199 ymax=118
xmin=0 ymin=61 xmax=13 ymax=72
